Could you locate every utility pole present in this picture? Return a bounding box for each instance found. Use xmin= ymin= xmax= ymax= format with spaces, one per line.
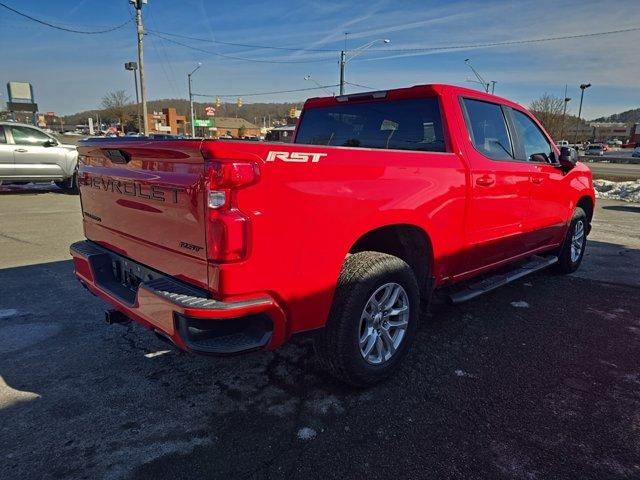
xmin=560 ymin=84 xmax=571 ymax=141
xmin=490 ymin=80 xmax=497 ymax=95
xmin=188 ymin=63 xmax=201 ymax=138
xmin=131 ymin=0 xmax=149 ymax=135
xmin=339 ymin=50 xmax=346 ymax=95
xmin=573 ymin=83 xmax=591 ymax=144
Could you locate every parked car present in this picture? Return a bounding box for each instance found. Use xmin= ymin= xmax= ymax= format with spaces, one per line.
xmin=71 ymin=84 xmax=595 ymax=386
xmin=632 ymin=147 xmax=640 ymax=158
xmin=585 ymin=144 xmax=604 ymax=156
xmin=0 ymin=122 xmax=79 ymax=193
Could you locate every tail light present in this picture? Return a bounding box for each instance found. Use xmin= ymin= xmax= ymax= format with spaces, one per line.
xmin=205 ymin=161 xmax=259 ymax=262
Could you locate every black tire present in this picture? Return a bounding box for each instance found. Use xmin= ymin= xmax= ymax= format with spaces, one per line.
xmin=55 ymin=170 xmax=79 ymax=194
xmin=314 ymin=251 xmax=420 ymax=387
xmin=555 ymin=207 xmax=588 ymax=274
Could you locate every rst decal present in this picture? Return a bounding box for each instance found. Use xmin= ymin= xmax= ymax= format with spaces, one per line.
xmin=265 ymin=151 xmax=327 ymax=163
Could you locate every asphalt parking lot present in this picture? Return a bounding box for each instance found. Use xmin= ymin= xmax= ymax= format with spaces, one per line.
xmin=1 ymin=185 xmax=639 ymax=480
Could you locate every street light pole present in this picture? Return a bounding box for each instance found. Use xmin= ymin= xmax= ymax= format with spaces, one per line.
xmin=560 ymin=84 xmax=571 ymax=142
xmin=124 ymin=62 xmax=140 ymax=132
xmin=304 ymin=75 xmax=334 ymax=96
xmin=131 ymin=0 xmax=149 ymax=135
xmin=464 ymin=59 xmax=491 ymax=93
xmin=188 ymin=63 xmax=202 ymax=138
xmin=573 ymin=83 xmax=591 ymax=144
xmin=339 ymin=38 xmax=390 ymax=95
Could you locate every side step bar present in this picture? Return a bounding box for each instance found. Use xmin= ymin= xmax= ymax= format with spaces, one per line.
xmin=449 ymin=255 xmax=558 ymax=304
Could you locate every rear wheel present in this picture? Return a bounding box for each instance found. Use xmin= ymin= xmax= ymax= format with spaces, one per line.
xmin=314 ymin=251 xmax=420 ymax=387
xmin=555 ymin=207 xmax=587 ymax=274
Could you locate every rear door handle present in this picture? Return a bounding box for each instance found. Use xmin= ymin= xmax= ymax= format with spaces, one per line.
xmin=531 ymin=177 xmax=544 ymax=184
xmin=14 ymin=148 xmax=28 ymax=153
xmin=475 ymin=175 xmax=495 ymax=187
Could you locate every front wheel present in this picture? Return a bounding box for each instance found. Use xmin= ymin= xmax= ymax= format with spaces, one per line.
xmin=55 ymin=170 xmax=79 ymax=194
xmin=314 ymin=251 xmax=420 ymax=387
xmin=555 ymin=207 xmax=588 ymax=274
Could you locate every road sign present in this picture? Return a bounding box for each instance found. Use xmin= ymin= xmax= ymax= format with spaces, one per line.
xmin=46 ymin=112 xmax=55 ymax=117
xmin=194 ymin=119 xmax=213 ymax=127
xmin=205 ymin=106 xmax=216 ymax=116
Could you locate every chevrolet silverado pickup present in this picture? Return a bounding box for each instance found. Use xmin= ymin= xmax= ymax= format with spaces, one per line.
xmin=71 ymin=84 xmax=595 ymax=386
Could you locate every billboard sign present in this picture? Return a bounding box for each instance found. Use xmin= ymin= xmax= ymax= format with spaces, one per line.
xmin=7 ymin=82 xmax=34 ymax=102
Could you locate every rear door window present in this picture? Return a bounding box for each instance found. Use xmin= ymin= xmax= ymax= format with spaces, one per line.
xmin=462 ymin=98 xmax=514 ymax=160
xmin=295 ymin=98 xmax=446 ymax=152
xmin=0 ymin=126 xmax=6 ymax=144
xmin=10 ymin=126 xmax=51 ymax=145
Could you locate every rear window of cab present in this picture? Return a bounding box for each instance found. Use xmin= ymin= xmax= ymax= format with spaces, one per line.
xmin=295 ymin=98 xmax=447 ymax=152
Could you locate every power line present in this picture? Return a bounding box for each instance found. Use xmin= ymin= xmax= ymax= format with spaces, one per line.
xmin=147 ymin=8 xmax=180 ymax=98
xmin=146 ymin=28 xmax=337 ymax=52
xmin=362 ymin=26 xmax=640 ymax=54
xmin=192 ymin=85 xmax=340 ymax=98
xmin=148 ymin=31 xmax=334 ymax=64
xmin=0 ymin=1 xmax=132 ymax=34
xmin=345 ymin=81 xmax=377 ymax=90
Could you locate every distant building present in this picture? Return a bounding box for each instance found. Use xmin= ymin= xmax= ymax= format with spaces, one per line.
xmin=210 ymin=117 xmax=261 ymax=138
xmin=589 ymin=122 xmax=630 ymax=142
xmin=566 ymin=121 xmax=631 ymax=143
xmin=630 ymin=123 xmax=640 ymax=144
xmin=145 ymin=108 xmax=187 ymax=135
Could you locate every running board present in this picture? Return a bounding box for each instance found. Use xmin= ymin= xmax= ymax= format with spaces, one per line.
xmin=449 ymin=255 xmax=558 ymax=304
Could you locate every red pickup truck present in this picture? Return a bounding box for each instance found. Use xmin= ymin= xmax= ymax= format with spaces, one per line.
xmin=71 ymin=84 xmax=595 ymax=386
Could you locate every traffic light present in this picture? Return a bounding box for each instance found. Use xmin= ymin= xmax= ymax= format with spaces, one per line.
xmin=289 ymin=107 xmax=296 ymax=118
xmin=236 ymin=97 xmax=243 ymax=108
xmin=215 ymin=97 xmax=221 ymax=108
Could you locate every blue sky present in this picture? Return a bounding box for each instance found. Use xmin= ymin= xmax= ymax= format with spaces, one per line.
xmin=0 ymin=0 xmax=638 ymax=118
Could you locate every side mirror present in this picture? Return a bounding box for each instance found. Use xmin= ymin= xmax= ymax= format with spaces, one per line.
xmin=530 ymin=152 xmax=550 ymax=163
xmin=558 ymin=146 xmax=577 ymax=172
xmin=43 ymin=139 xmax=58 ymax=147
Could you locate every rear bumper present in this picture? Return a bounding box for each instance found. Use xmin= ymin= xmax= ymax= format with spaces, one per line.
xmin=70 ymin=240 xmax=287 ymax=354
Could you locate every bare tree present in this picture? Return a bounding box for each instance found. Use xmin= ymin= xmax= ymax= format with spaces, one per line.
xmin=529 ymin=93 xmax=566 ymax=140
xmin=101 ymin=90 xmax=132 ymax=129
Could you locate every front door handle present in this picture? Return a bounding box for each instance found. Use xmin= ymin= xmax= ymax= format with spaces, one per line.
xmin=475 ymin=175 xmax=495 ymax=187
xmin=531 ymin=177 xmax=544 ymax=184
xmin=14 ymin=148 xmax=28 ymax=153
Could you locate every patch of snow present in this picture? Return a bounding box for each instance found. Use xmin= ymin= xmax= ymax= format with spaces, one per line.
xmin=0 ymin=376 xmax=40 ymax=409
xmin=297 ymin=427 xmax=317 ymax=441
xmin=511 ymin=301 xmax=530 ymax=308
xmin=144 ymin=350 xmax=171 ymax=358
xmin=310 ymin=394 xmax=344 ymax=415
xmin=593 ymin=179 xmax=640 ymax=203
xmin=0 ymin=309 xmax=19 ymax=319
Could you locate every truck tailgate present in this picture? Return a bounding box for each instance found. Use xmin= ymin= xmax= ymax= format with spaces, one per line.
xmin=76 ymin=140 xmax=209 ymax=289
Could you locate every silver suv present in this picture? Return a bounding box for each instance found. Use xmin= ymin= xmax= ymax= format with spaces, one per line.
xmin=0 ymin=122 xmax=79 ymax=193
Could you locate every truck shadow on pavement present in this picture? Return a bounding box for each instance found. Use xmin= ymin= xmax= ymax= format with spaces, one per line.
xmin=0 ymin=247 xmax=639 ymax=480
xmin=602 ymin=204 xmax=640 ymax=213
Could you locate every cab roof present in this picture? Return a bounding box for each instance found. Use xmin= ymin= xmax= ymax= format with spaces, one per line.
xmin=303 ymin=83 xmax=524 ymax=111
